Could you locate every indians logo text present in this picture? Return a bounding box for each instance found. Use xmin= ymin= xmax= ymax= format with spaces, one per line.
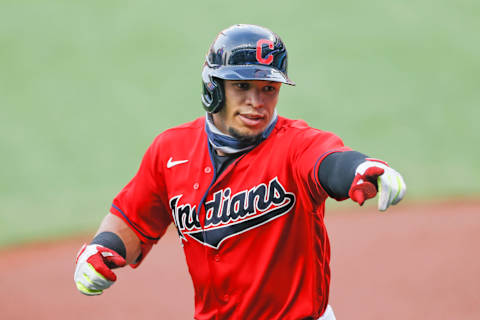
xmin=169 ymin=177 xmax=296 ymax=249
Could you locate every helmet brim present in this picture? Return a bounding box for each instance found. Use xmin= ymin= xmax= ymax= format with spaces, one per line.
xmin=211 ymin=65 xmax=295 ymax=86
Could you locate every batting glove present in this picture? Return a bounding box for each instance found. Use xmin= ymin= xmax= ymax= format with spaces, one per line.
xmin=349 ymin=159 xmax=406 ymax=211
xmin=74 ymin=243 xmax=126 ymax=296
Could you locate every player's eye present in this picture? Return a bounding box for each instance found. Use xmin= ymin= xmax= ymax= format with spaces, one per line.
xmin=234 ymin=82 xmax=249 ymax=90
xmin=263 ymin=85 xmax=276 ymax=93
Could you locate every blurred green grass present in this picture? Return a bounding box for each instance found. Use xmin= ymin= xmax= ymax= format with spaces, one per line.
xmin=1 ymin=0 xmax=479 ymax=246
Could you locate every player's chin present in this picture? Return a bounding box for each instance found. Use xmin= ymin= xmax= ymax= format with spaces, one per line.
xmin=228 ymin=126 xmax=264 ymax=144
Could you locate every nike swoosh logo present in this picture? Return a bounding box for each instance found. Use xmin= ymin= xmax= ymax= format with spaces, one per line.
xmin=167 ymin=157 xmax=189 ymax=168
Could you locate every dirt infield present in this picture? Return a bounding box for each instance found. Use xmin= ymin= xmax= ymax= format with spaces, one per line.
xmin=1 ymin=200 xmax=479 ymax=319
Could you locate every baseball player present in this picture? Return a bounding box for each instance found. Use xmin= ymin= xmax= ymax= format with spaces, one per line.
xmin=74 ymin=24 xmax=406 ymax=320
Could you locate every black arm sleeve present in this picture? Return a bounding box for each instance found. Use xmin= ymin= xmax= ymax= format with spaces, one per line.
xmin=91 ymin=231 xmax=127 ymax=259
xmin=318 ymin=151 xmax=368 ymax=199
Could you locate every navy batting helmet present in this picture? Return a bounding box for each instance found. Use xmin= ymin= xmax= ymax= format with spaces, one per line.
xmin=201 ymin=24 xmax=295 ymax=113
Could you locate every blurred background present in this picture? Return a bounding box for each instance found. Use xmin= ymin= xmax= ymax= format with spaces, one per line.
xmin=1 ymin=0 xmax=479 ymax=319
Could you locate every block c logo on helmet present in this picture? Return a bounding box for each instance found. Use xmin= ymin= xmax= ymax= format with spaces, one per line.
xmin=256 ymin=39 xmax=274 ymax=65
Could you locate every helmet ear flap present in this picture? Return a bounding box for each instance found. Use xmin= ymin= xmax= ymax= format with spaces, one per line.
xmin=201 ymin=66 xmax=224 ymax=113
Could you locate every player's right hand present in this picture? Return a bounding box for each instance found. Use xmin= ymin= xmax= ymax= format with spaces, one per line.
xmin=74 ymin=243 xmax=126 ymax=296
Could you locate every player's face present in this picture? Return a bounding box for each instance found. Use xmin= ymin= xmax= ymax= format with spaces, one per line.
xmin=212 ymin=80 xmax=281 ymax=143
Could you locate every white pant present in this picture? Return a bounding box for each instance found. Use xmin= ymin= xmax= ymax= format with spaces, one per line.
xmin=318 ymin=305 xmax=336 ymax=320
xmin=193 ymin=305 xmax=336 ymax=320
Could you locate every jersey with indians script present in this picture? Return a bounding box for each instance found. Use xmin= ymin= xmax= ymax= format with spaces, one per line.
xmin=110 ymin=116 xmax=350 ymax=320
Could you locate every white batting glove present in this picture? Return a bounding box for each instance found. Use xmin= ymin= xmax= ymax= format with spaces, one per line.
xmin=348 ymin=159 xmax=407 ymax=211
xmin=74 ymin=244 xmax=126 ymax=296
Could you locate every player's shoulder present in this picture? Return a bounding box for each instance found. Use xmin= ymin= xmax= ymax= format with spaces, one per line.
xmin=276 ymin=116 xmax=310 ymax=129
xmin=273 ymin=116 xmax=346 ymax=153
xmin=151 ymin=116 xmax=205 ymax=146
xmin=275 ymin=116 xmax=339 ymax=138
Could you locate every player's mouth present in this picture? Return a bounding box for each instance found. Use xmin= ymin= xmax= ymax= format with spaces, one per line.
xmin=237 ymin=113 xmax=265 ymax=127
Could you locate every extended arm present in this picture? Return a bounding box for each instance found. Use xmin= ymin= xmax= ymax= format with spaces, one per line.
xmin=318 ymin=151 xmax=406 ymax=211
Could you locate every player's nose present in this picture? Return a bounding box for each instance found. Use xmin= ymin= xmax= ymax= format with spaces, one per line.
xmin=245 ymin=89 xmax=264 ymax=109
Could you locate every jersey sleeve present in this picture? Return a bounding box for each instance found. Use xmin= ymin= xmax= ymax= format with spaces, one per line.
xmin=291 ymin=125 xmax=351 ymax=203
xmin=110 ymin=135 xmax=172 ymax=267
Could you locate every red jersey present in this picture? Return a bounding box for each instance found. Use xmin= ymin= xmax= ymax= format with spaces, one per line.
xmin=111 ymin=116 xmax=349 ymax=320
